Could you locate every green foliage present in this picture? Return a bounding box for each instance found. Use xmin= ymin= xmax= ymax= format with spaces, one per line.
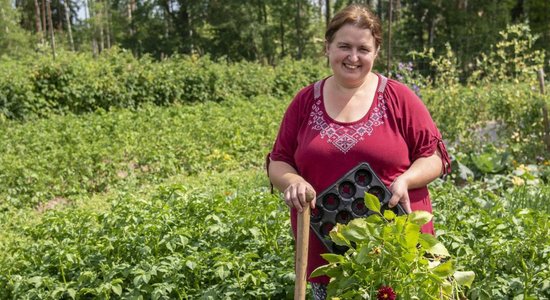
xmin=469 ymin=145 xmax=512 ymax=175
xmin=0 ymin=49 xmax=328 ymax=120
xmin=0 ymin=0 xmax=33 ymax=58
xmin=1 ymin=52 xmax=549 ymax=299
xmin=421 ymin=82 xmax=547 ymax=161
xmin=0 ymin=84 xmax=549 ymax=298
xmin=409 ymin=43 xmax=461 ymax=87
xmin=311 ymin=199 xmax=474 ymax=299
xmin=0 ymin=95 xmax=285 ymax=210
xmin=432 ymin=180 xmax=550 ymax=299
xmin=0 ymin=173 xmax=296 ymax=299
xmin=469 ymin=23 xmax=546 ymax=84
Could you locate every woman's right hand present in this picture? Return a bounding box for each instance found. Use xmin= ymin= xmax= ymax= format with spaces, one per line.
xmin=283 ymin=181 xmax=316 ymax=213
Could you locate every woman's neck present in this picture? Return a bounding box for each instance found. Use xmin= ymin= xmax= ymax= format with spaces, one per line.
xmin=329 ymin=72 xmax=376 ymax=98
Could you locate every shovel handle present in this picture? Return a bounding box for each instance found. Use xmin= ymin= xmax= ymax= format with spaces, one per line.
xmin=295 ymin=189 xmax=315 ymax=300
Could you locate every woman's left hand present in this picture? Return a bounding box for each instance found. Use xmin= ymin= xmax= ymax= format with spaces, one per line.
xmin=388 ymin=177 xmax=412 ymax=213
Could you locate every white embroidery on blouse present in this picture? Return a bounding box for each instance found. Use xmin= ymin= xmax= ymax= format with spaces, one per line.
xmin=308 ymin=94 xmax=388 ymax=153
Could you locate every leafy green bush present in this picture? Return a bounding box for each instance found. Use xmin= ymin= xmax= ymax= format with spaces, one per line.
xmin=468 ymin=23 xmax=546 ymax=85
xmin=0 ymin=49 xmax=329 ymax=120
xmin=422 ymin=83 xmax=547 ymax=161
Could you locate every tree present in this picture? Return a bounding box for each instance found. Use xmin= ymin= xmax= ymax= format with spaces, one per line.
xmin=46 ymin=0 xmax=56 ymax=58
xmin=524 ymin=0 xmax=550 ymax=59
xmin=0 ymin=0 xmax=32 ymax=57
xmin=63 ymin=0 xmax=74 ymax=50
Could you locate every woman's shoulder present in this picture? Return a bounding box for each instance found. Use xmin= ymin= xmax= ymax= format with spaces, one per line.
xmin=295 ymin=77 xmax=328 ymax=99
xmin=287 ymin=77 xmax=327 ymax=109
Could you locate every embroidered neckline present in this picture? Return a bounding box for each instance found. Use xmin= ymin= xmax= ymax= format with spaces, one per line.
xmin=308 ymin=75 xmax=388 ymax=154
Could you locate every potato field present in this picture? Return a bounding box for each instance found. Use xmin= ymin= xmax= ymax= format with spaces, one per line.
xmin=0 ymin=52 xmax=549 ymax=299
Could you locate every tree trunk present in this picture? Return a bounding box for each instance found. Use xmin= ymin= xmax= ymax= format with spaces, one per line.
xmin=295 ymin=0 xmax=303 ymax=59
xmin=325 ymin=0 xmax=330 ymax=31
xmin=98 ymin=0 xmax=104 ymax=53
xmin=34 ymin=0 xmax=43 ymax=43
xmin=428 ymin=17 xmax=436 ymax=47
xmin=128 ymin=0 xmax=135 ymax=35
xmin=161 ymin=0 xmax=170 ymax=58
xmin=387 ymin=0 xmax=392 ymax=75
xmin=394 ymin=0 xmax=401 ymax=20
xmin=41 ymin=0 xmax=47 ymax=38
xmin=46 ymin=0 xmax=56 ymax=59
xmin=128 ymin=0 xmax=136 ymax=54
xmin=280 ymin=15 xmax=285 ymax=57
xmin=63 ymin=0 xmax=74 ymax=50
xmin=88 ymin=0 xmax=98 ymax=56
xmin=105 ymin=0 xmax=111 ymax=48
xmin=179 ymin=2 xmax=193 ymax=54
xmin=538 ymin=69 xmax=550 ymax=153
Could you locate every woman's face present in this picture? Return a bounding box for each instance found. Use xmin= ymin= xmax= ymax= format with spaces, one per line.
xmin=326 ymin=24 xmax=378 ymax=88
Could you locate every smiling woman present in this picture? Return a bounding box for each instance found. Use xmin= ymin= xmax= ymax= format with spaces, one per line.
xmin=266 ymin=3 xmax=451 ymax=300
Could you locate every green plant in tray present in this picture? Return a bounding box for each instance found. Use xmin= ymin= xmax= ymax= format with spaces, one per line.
xmin=311 ymin=192 xmax=474 ymax=299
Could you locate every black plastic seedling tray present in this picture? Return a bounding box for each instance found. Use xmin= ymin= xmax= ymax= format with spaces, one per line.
xmin=310 ymin=162 xmax=407 ymax=254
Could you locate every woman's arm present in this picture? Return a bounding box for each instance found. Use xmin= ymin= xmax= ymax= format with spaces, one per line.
xmin=388 ymin=151 xmax=443 ymax=213
xmin=268 ymin=160 xmax=316 ymax=213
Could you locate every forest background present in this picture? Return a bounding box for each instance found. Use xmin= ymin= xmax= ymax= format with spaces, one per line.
xmin=2 ymin=0 xmax=550 ymax=78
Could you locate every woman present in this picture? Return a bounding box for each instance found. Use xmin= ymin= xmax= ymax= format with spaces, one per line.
xmin=267 ymin=4 xmax=451 ymax=299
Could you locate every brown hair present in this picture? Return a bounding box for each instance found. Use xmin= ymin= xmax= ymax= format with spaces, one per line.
xmin=325 ymin=4 xmax=382 ymax=48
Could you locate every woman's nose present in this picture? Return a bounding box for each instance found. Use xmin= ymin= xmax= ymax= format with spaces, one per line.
xmin=347 ymin=51 xmax=359 ymax=62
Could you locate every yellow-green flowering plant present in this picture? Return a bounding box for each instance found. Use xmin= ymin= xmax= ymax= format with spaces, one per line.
xmin=311 ymin=193 xmax=475 ymax=299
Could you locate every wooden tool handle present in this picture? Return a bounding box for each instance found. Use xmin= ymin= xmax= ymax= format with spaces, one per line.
xmin=294 ymin=189 xmax=315 ymax=300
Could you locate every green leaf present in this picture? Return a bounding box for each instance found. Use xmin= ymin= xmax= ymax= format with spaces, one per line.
xmin=215 ymin=266 xmax=230 ymax=280
xmin=404 ymin=223 xmax=421 ymax=249
xmin=341 ymin=218 xmax=369 ymax=242
xmin=67 ymin=288 xmax=77 ymax=299
xmin=321 ymin=253 xmax=346 ymax=264
xmin=441 ymin=281 xmax=453 ymax=296
xmin=431 ymin=260 xmax=454 ymax=277
xmin=365 ymin=214 xmax=384 ymax=225
xmin=470 ymin=146 xmax=510 ymax=174
xmin=383 ymin=209 xmax=396 ymax=220
xmin=418 ymin=234 xmax=450 ymax=257
xmin=337 ymin=275 xmax=358 ymax=290
xmin=111 ymin=284 xmax=122 ymax=296
xmin=28 ymin=276 xmax=43 ymax=288
xmin=364 ymin=192 xmax=381 ymax=213
xmin=355 ymin=244 xmax=371 ymax=264
xmin=408 ymin=210 xmax=433 ymax=226
xmin=453 ymin=271 xmax=475 ymax=288
xmin=330 ymin=224 xmax=351 ymax=246
xmin=185 ymin=260 xmax=196 ymax=270
xmin=310 ymin=265 xmax=334 ymax=278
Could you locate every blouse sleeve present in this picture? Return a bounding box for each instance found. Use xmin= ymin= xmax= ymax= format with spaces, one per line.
xmin=266 ymin=87 xmax=311 ymax=174
xmin=396 ymin=84 xmax=451 ymax=178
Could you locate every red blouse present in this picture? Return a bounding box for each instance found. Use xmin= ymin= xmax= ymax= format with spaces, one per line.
xmin=268 ymin=74 xmax=451 ymax=284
